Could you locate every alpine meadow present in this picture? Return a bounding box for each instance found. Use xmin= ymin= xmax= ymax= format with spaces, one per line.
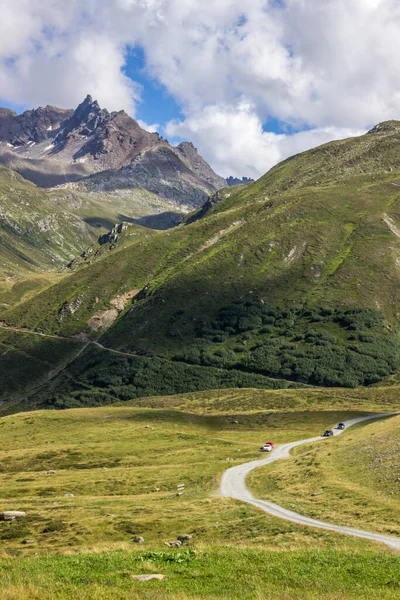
xmin=1 ymin=2 xmax=400 ymax=598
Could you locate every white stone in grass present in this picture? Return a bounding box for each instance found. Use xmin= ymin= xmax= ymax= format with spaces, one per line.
xmin=0 ymin=511 xmax=27 ymax=521
xmin=133 ymin=574 xmax=166 ymax=581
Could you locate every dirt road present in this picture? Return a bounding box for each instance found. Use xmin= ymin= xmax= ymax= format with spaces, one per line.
xmin=220 ymin=412 xmax=400 ymax=550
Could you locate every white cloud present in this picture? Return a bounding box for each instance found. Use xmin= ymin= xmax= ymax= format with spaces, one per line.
xmin=0 ymin=1 xmax=140 ymax=113
xmin=166 ymin=102 xmax=364 ymax=178
xmin=137 ymin=119 xmax=160 ymax=133
xmin=0 ymin=0 xmax=400 ymax=175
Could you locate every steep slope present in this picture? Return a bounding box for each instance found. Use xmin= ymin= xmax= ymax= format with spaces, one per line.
xmin=10 ymin=120 xmax=400 ymax=327
xmin=0 ymin=166 xmax=97 ymax=277
xmin=4 ymin=122 xmax=400 ymax=401
xmin=0 ymin=164 xmax=172 ymax=280
xmin=75 ymin=144 xmax=223 ymax=209
xmin=176 ymin=141 xmax=226 ymax=189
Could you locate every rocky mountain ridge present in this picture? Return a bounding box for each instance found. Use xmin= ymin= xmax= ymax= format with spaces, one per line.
xmin=0 ymin=96 xmax=226 ymax=198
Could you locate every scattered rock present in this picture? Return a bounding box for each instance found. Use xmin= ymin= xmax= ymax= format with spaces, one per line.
xmin=106 ymin=514 xmax=116 ymax=518
xmin=132 ymin=574 xmax=166 ymax=581
xmin=232 ymin=420 xmax=239 ymax=424
xmin=22 ymin=539 xmax=34 ymax=545
xmin=177 ymin=534 xmax=192 ymax=542
xmin=133 ymin=536 xmax=145 ymax=543
xmin=225 ymin=458 xmax=234 ymax=462
xmin=0 ymin=511 xmax=27 ymax=521
xmin=165 ymin=540 xmax=182 ymax=548
xmin=311 ymin=491 xmax=322 ymax=497
xmin=63 ymin=493 xmax=74 ymax=497
xmin=47 ymin=470 xmax=56 ymax=475
xmin=176 ymin=492 xmax=184 ymax=497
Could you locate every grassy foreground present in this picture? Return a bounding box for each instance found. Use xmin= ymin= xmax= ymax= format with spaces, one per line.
xmin=1 ymin=547 xmax=400 ymax=600
xmin=0 ymin=390 xmax=400 ymax=598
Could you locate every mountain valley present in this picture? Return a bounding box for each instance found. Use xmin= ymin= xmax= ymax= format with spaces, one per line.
xmin=2 ymin=119 xmax=400 ymax=409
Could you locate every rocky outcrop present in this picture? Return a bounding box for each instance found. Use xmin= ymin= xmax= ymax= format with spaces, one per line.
xmin=177 ymin=141 xmax=226 ymax=189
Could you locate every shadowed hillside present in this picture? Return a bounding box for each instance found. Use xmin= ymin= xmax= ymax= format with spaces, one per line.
xmin=4 ymin=123 xmax=400 ymax=402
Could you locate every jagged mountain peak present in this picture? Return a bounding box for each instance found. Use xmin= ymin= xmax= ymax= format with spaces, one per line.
xmin=0 ymin=95 xmax=226 ymax=208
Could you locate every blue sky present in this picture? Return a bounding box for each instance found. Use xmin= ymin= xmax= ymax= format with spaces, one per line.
xmin=0 ymin=0 xmax=391 ymax=177
xmin=123 ymin=47 xmax=184 ymax=130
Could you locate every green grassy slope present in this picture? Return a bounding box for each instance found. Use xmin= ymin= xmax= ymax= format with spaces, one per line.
xmin=0 ymin=164 xmax=179 ymax=282
xmin=0 ymin=398 xmax=400 ymax=599
xmin=3 ymin=123 xmax=400 ymax=398
xmin=7 ymin=122 xmax=400 ymax=332
xmin=0 ymin=167 xmax=98 ymax=277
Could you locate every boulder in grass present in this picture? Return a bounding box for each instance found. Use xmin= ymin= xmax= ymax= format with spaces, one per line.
xmin=177 ymin=534 xmax=192 ymax=542
xmin=47 ymin=470 xmax=56 ymax=475
xmin=133 ymin=536 xmax=145 ymax=543
xmin=0 ymin=511 xmax=27 ymax=521
xmin=164 ymin=540 xmax=182 ymax=548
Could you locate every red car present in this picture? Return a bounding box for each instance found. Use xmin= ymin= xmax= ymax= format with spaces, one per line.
xmin=260 ymin=441 xmax=274 ymax=452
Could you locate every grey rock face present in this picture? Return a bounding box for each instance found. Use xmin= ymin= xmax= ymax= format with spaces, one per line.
xmin=84 ymin=145 xmax=218 ymax=208
xmin=177 ymin=141 xmax=226 ymax=189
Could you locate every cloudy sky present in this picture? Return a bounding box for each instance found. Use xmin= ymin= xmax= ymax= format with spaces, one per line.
xmin=0 ymin=0 xmax=399 ymax=178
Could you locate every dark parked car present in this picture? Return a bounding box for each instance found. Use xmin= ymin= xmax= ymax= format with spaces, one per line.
xmin=322 ymin=429 xmax=334 ymax=437
xmin=336 ymin=423 xmax=345 ymax=430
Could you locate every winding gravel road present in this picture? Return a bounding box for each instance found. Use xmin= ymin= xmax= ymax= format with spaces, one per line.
xmin=220 ymin=412 xmax=400 ymax=550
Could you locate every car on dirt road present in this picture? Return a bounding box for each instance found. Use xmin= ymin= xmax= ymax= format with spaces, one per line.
xmin=336 ymin=423 xmax=345 ymax=430
xmin=322 ymin=429 xmax=334 ymax=437
xmin=260 ymin=442 xmax=274 ymax=452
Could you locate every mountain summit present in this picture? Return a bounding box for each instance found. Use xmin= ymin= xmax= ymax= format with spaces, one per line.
xmin=0 ymin=96 xmax=225 ymax=198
